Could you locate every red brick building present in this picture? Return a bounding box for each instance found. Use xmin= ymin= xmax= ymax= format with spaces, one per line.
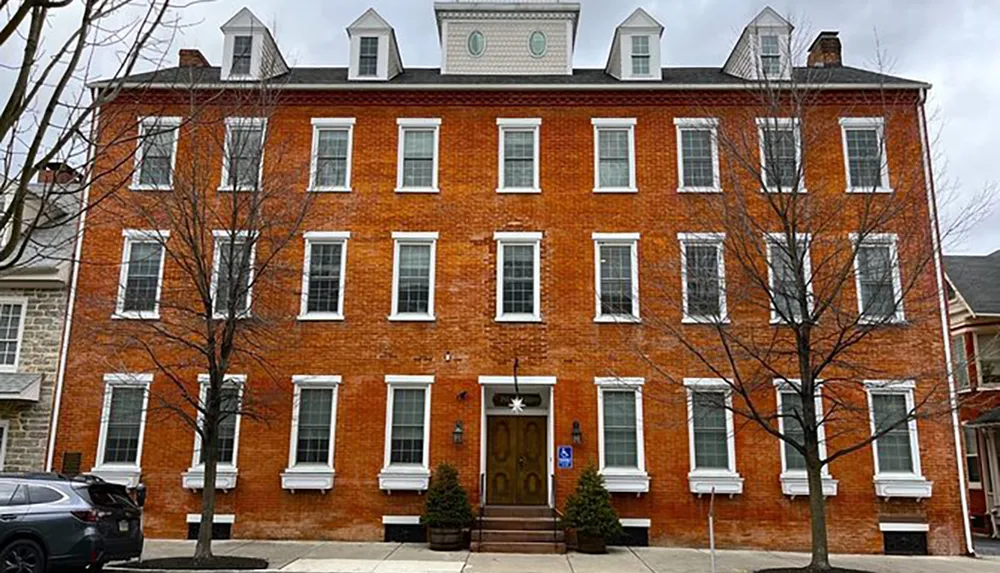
xmin=48 ymin=3 xmax=971 ymax=555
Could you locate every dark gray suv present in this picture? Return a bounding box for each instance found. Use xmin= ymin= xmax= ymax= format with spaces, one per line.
xmin=0 ymin=474 xmax=143 ymax=572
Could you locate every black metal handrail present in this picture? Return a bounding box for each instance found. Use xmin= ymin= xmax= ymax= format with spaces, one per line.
xmin=477 ymin=472 xmax=486 ymax=547
xmin=550 ymin=472 xmax=561 ymax=551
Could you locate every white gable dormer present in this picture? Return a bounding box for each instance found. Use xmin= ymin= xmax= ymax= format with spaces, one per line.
xmin=220 ymin=7 xmax=288 ymax=81
xmin=723 ymin=7 xmax=793 ymax=81
xmin=606 ymin=8 xmax=664 ymax=81
xmin=347 ymin=8 xmax=403 ymax=81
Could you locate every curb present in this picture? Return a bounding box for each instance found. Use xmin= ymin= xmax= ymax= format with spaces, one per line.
xmin=107 ymin=568 xmax=283 ymax=573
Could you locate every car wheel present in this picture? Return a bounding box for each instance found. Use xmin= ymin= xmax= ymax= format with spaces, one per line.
xmin=0 ymin=539 xmax=45 ymax=573
xmin=87 ymin=563 xmax=104 ymax=572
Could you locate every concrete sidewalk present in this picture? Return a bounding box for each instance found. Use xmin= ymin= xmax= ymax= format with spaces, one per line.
xmin=127 ymin=540 xmax=1000 ymax=573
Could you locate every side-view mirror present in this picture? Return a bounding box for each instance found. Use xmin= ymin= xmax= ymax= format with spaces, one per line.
xmin=135 ymin=484 xmax=147 ymax=508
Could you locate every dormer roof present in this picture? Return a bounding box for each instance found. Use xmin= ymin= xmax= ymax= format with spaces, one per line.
xmin=219 ymin=7 xmax=288 ymax=81
xmin=347 ymin=6 xmax=394 ymax=32
xmin=723 ymin=6 xmax=793 ymax=81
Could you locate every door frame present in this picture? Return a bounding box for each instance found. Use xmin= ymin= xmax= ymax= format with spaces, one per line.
xmin=478 ymin=376 xmax=556 ymax=507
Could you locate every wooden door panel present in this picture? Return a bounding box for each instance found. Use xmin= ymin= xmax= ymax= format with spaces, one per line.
xmin=487 ymin=417 xmax=516 ymax=505
xmin=486 ymin=415 xmax=548 ymax=506
xmin=517 ymin=416 xmax=547 ymax=505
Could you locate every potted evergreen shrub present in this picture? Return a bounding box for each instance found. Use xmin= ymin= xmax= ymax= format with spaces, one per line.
xmin=423 ymin=463 xmax=474 ymax=551
xmin=563 ymin=465 xmax=623 ymax=554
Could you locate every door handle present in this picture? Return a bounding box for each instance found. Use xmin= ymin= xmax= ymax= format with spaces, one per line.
xmin=518 ymin=456 xmax=525 ymax=468
xmin=0 ymin=514 xmax=17 ymax=522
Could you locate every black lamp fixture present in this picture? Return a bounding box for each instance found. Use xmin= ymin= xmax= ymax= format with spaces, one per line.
xmin=453 ymin=421 xmax=464 ymax=445
xmin=572 ymin=420 xmax=582 ymax=444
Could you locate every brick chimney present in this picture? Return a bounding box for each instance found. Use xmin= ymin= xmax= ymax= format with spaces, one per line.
xmin=179 ymin=48 xmax=210 ymax=68
xmin=807 ymin=31 xmax=842 ymax=68
xmin=37 ymin=162 xmax=81 ymax=185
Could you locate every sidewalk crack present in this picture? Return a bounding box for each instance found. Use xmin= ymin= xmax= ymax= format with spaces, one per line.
xmin=629 ymin=546 xmax=655 ymax=573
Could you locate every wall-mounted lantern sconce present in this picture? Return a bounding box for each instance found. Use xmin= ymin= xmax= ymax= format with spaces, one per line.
xmin=453 ymin=421 xmax=464 ymax=445
xmin=572 ymin=420 xmax=582 ymax=444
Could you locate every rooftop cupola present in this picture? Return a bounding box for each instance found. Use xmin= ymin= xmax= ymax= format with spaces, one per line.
xmin=347 ymin=8 xmax=403 ymax=81
xmin=434 ymin=1 xmax=580 ymax=76
xmin=220 ymin=7 xmax=288 ymax=81
xmin=723 ymin=6 xmax=793 ymax=81
xmin=605 ymin=8 xmax=664 ymax=81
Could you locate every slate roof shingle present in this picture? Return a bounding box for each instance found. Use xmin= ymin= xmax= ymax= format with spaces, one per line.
xmin=944 ymin=250 xmax=1000 ymax=316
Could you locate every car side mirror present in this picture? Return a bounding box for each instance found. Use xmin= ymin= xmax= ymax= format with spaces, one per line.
xmin=135 ymin=484 xmax=147 ymax=508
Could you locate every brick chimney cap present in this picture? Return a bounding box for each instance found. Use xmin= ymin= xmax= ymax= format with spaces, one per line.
xmin=808 ymin=31 xmax=840 ymax=52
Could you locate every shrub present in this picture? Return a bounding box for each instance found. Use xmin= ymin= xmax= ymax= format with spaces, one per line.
xmin=423 ymin=463 xmax=474 ymax=529
xmin=563 ymin=465 xmax=623 ymax=539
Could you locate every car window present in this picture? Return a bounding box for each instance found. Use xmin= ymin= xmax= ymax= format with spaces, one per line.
xmin=7 ymin=485 xmax=27 ymax=506
xmin=84 ymin=484 xmax=137 ymax=510
xmin=27 ymin=485 xmax=63 ymax=504
xmin=0 ymin=482 xmax=16 ymax=506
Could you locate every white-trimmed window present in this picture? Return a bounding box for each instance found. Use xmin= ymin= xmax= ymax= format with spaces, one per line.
xmin=964 ymin=426 xmax=982 ymax=489
xmin=840 ymin=117 xmax=891 ymax=193
xmin=0 ymin=299 xmax=26 ymax=372
xmin=390 ymin=232 xmax=437 ymax=321
xmin=0 ymin=420 xmax=7 ymax=470
xmin=0 ymin=195 xmax=12 ymax=252
xmin=396 ymin=119 xmax=440 ymax=193
xmin=497 ymin=118 xmax=541 ymax=193
xmin=358 ymin=37 xmax=379 ymax=77
xmin=952 ymin=335 xmax=970 ymax=391
xmin=495 ymin=232 xmax=542 ymax=322
xmin=766 ymin=233 xmax=813 ymax=324
xmin=132 ymin=117 xmax=180 ymax=190
xmin=593 ymin=233 xmax=640 ymax=322
xmin=91 ymin=373 xmax=151 ymax=488
xmin=231 ymin=36 xmax=253 ymax=76
xmin=675 ymin=118 xmax=721 ymax=193
xmin=759 ymin=34 xmax=782 ymax=77
xmin=974 ymin=333 xmax=1000 ymax=387
xmin=631 ymin=36 xmax=651 ymax=76
xmin=595 ymin=378 xmax=649 ymax=493
xmin=115 ymin=230 xmax=168 ymax=320
xmin=299 ymin=232 xmax=349 ymax=321
xmin=379 ymin=375 xmax=433 ymax=491
xmin=684 ymin=378 xmax=743 ymax=495
xmin=679 ymin=233 xmax=726 ymax=323
xmin=852 ymin=233 xmax=904 ymax=324
xmin=220 ymin=117 xmax=266 ymax=191
xmin=866 ymin=380 xmax=932 ymax=499
xmin=309 ymin=118 xmax=355 ymax=192
xmin=757 ymin=118 xmax=803 ymax=193
xmin=282 ymin=375 xmax=340 ymax=492
xmin=592 ymin=119 xmax=637 ymax=193
xmin=182 ymin=374 xmax=245 ymax=491
xmin=774 ymin=380 xmax=837 ymax=497
xmin=211 ymin=231 xmax=255 ymax=319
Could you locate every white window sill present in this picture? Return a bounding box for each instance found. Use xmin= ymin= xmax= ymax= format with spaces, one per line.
xmin=297 ymin=312 xmax=344 ymax=322
xmin=846 ymin=187 xmax=894 ymax=194
xmin=495 ymin=314 xmax=542 ymax=323
xmin=496 ymin=187 xmax=542 ymax=194
xmin=217 ymin=186 xmax=257 ymax=193
xmin=681 ymin=316 xmax=729 ymax=325
xmin=388 ymin=314 xmax=436 ymax=322
xmin=978 ymin=384 xmax=1000 ymax=391
xmin=761 ymin=188 xmax=808 ymax=194
xmin=394 ymin=187 xmax=440 ymax=194
xmin=677 ymin=187 xmax=722 ymax=194
xmin=601 ymin=468 xmax=650 ymax=493
xmin=308 ymin=187 xmax=351 ymax=193
xmin=90 ymin=465 xmax=142 ymax=488
xmin=378 ymin=466 xmax=430 ymax=492
xmin=780 ymin=472 xmax=838 ymax=498
xmin=688 ymin=470 xmax=744 ymax=497
xmin=594 ymin=315 xmax=641 ymax=324
xmin=593 ymin=187 xmax=638 ymax=194
xmin=130 ymin=185 xmax=173 ymax=192
xmin=969 ymin=482 xmax=983 ymax=491
xmin=111 ymin=311 xmax=160 ymax=321
xmin=182 ymin=465 xmax=239 ymax=491
xmin=213 ymin=312 xmax=252 ymax=321
xmin=281 ymin=466 xmax=335 ymax=492
xmin=858 ymin=316 xmax=907 ymax=326
xmin=873 ymin=474 xmax=933 ymax=500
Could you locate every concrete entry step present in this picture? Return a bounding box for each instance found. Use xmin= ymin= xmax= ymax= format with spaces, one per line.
xmin=471 ymin=529 xmax=565 ymax=543
xmin=482 ymin=505 xmax=553 ymax=518
xmin=478 ymin=516 xmax=561 ymax=531
xmin=469 ymin=541 xmax=567 ymax=554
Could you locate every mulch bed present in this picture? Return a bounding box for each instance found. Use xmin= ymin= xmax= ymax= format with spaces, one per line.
xmin=115 ymin=557 xmax=269 ymax=570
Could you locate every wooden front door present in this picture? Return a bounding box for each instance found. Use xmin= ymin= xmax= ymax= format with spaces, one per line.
xmin=486 ymin=416 xmax=547 ymax=505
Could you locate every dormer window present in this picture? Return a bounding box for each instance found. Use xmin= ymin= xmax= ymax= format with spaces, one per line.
xmin=359 ymin=37 xmax=379 ymax=77
xmin=760 ymin=35 xmax=781 ymax=77
xmin=231 ymin=36 xmax=252 ymax=76
xmin=631 ymin=36 xmax=650 ymax=75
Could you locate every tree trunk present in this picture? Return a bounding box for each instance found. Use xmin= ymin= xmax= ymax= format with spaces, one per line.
xmin=806 ymin=448 xmax=831 ymax=572
xmin=193 ymin=399 xmax=220 ymax=562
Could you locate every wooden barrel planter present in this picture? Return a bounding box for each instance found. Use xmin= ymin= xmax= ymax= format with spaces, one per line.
xmin=575 ymin=532 xmax=607 ymax=554
xmin=428 ymin=526 xmax=465 ymax=551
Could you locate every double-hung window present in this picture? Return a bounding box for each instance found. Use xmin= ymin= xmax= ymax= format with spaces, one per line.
xmin=0 ymin=299 xmax=26 ymax=372
xmin=684 ymin=378 xmax=742 ymax=495
xmin=310 ymin=119 xmax=354 ymax=192
xmin=866 ymin=380 xmax=932 ymax=499
xmin=390 ymin=232 xmax=437 ymax=321
xmin=595 ymin=378 xmax=649 ymax=493
xmin=91 ymin=373 xmax=151 ymax=488
xmin=975 ymin=333 xmax=1000 ymax=387
xmin=592 ymin=119 xmax=636 ymax=192
xmin=396 ymin=119 xmax=440 ymax=193
xmin=116 ymin=230 xmax=168 ymax=319
xmin=675 ymin=118 xmax=721 ymax=193
xmin=497 ymin=118 xmax=541 ymax=193
xmin=593 ymin=233 xmax=639 ymax=322
xmin=679 ymin=233 xmax=726 ymax=323
xmin=133 ymin=117 xmax=180 ymax=190
xmin=840 ymin=117 xmax=890 ymax=193
xmin=759 ymin=34 xmax=782 ymax=77
xmin=852 ymin=233 xmax=904 ymax=324
xmin=379 ymin=375 xmax=433 ymax=491
xmin=757 ymin=118 xmax=803 ymax=193
xmin=766 ymin=233 xmax=812 ymax=324
xmin=282 ymin=376 xmax=340 ymax=492
xmin=299 ymin=232 xmax=349 ymax=321
xmin=951 ymin=335 xmax=970 ymax=390
xmin=495 ymin=232 xmax=542 ymax=322
xmin=774 ymin=380 xmax=837 ymax=497
xmin=965 ymin=427 xmax=982 ymax=488
xmin=358 ymin=37 xmax=379 ymax=77
xmin=231 ymin=36 xmax=253 ymax=76
xmin=631 ymin=36 xmax=651 ymax=76
xmin=211 ymin=231 xmax=255 ymax=319
xmin=182 ymin=374 xmax=244 ymax=491
xmin=221 ymin=118 xmax=266 ymax=191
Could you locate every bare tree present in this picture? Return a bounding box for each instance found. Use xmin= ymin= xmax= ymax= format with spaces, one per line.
xmin=1 ymin=0 xmax=176 ymax=269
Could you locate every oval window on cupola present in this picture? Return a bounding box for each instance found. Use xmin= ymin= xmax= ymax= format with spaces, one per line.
xmin=468 ymin=31 xmax=485 ymax=57
xmin=529 ymin=31 xmax=547 ymax=57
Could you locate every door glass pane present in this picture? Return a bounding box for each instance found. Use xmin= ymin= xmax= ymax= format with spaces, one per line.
xmin=872 ymin=393 xmax=913 ymax=473
xmin=603 ymin=391 xmax=637 ymax=468
xmin=390 ymin=388 xmax=425 ymax=465
xmin=296 ymin=388 xmax=333 ymax=465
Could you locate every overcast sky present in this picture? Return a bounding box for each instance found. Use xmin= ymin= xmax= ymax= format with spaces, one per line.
xmin=18 ymin=0 xmax=1000 ymax=254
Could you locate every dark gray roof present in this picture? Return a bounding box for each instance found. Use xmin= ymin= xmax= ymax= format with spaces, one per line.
xmin=0 ymin=373 xmax=41 ymax=398
xmin=945 ymin=250 xmax=1000 ymax=315
xmin=968 ymin=406 xmax=1000 ymax=428
xmin=106 ymin=65 xmax=927 ymax=89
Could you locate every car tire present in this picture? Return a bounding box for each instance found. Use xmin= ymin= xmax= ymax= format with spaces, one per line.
xmin=0 ymin=538 xmax=46 ymax=573
xmin=87 ymin=563 xmax=105 ymax=572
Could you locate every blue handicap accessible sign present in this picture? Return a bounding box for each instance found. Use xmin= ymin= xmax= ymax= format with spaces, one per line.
xmin=557 ymin=445 xmax=573 ymax=469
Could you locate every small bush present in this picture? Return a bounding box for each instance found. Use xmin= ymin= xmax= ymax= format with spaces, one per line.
xmin=423 ymin=463 xmax=474 ymax=529
xmin=563 ymin=465 xmax=623 ymax=539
